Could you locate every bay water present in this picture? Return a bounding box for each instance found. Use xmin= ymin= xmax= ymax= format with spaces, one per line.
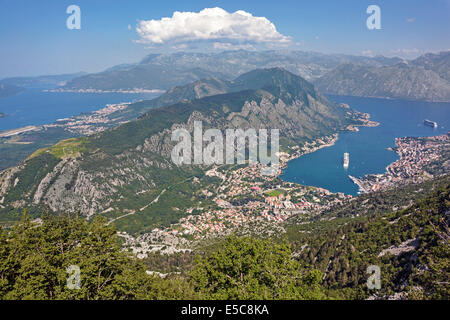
xmin=280 ymin=95 xmax=450 ymax=195
xmin=0 ymin=87 xmax=160 ymax=131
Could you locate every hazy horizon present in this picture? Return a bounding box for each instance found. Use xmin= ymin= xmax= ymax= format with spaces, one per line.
xmin=1 ymin=0 xmax=449 ymax=78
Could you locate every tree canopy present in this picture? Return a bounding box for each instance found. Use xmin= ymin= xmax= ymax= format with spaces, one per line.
xmin=190 ymin=236 xmax=326 ymax=300
xmin=0 ymin=214 xmax=326 ymax=300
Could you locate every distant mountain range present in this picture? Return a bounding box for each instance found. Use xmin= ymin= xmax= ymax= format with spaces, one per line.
xmin=53 ymin=50 xmax=450 ymax=102
xmin=0 ymin=68 xmax=366 ymax=230
xmin=56 ymin=66 xmax=224 ymax=92
xmin=314 ymin=51 xmax=450 ymax=102
xmin=0 ymin=72 xmax=86 ymax=88
xmin=56 ymin=50 xmax=403 ymax=92
xmin=411 ymin=51 xmax=450 ymax=82
xmin=0 ymin=72 xmax=87 ymax=98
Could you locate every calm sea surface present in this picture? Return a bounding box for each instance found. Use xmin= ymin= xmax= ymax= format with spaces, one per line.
xmin=0 ymin=87 xmax=160 ymax=131
xmin=2 ymin=91 xmax=449 ymax=195
xmin=280 ymin=95 xmax=450 ymax=195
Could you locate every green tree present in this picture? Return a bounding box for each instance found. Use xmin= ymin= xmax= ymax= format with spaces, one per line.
xmin=190 ymin=236 xmax=327 ymax=300
xmin=0 ymin=213 xmax=193 ymax=300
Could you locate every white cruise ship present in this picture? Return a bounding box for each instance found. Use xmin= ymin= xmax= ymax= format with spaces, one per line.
xmin=343 ymin=152 xmax=349 ymax=168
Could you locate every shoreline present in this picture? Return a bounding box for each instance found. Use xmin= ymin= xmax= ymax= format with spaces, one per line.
xmin=327 ymin=93 xmax=450 ymax=104
xmin=0 ymin=125 xmax=41 ymax=138
xmin=0 ymin=90 xmax=163 ymax=141
xmin=278 ymin=112 xmax=379 ymax=195
xmin=277 ymin=133 xmax=341 ymax=194
xmin=348 ymin=133 xmax=450 ymax=194
xmin=348 ymin=175 xmax=367 ymax=194
xmin=0 ymin=101 xmax=135 ymax=140
xmin=45 ymin=88 xmax=164 ymax=94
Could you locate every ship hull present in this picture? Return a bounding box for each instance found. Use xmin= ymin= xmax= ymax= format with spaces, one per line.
xmin=424 ymin=119 xmax=438 ymax=128
xmin=343 ymin=153 xmax=349 ymax=168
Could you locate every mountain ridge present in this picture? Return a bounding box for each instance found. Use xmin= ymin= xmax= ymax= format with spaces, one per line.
xmin=55 ymin=50 xmax=406 ymax=92
xmin=0 ymin=72 xmax=87 ymax=88
xmin=0 ymin=68 xmax=366 ymax=231
xmin=314 ymin=59 xmax=450 ymax=102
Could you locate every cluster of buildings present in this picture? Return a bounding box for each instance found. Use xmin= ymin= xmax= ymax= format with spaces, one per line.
xmin=44 ymin=103 xmax=129 ymax=135
xmin=155 ymin=131 xmax=448 ymax=240
xmin=118 ymin=229 xmax=191 ymax=258
xmin=159 ymin=134 xmax=352 ymax=239
xmin=387 ymin=135 xmax=444 ymax=178
xmin=351 ymin=133 xmax=449 ymax=193
xmin=178 ymin=208 xmax=254 ymax=239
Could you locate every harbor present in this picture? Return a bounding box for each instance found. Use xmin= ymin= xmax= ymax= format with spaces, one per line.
xmin=280 ymin=95 xmax=450 ymax=195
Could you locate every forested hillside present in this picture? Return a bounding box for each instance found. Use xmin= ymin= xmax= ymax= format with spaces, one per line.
xmin=0 ymin=215 xmax=325 ymax=300
xmin=1 ymin=179 xmax=448 ymax=300
xmin=290 ymin=182 xmax=450 ymax=299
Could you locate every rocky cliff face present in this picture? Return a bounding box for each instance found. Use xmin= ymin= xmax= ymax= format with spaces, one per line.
xmin=411 ymin=51 xmax=450 ymax=82
xmin=314 ymin=61 xmax=450 ymax=102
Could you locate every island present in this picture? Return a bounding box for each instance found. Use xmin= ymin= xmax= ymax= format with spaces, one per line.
xmin=0 ymin=112 xmax=5 ymax=118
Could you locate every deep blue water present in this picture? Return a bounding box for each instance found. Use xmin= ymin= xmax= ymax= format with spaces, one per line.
xmin=280 ymin=95 xmax=450 ymax=195
xmin=0 ymin=87 xmax=160 ymax=131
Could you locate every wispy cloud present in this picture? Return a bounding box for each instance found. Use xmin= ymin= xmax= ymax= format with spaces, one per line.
xmin=136 ymin=7 xmax=291 ymax=50
xmin=361 ymin=50 xmax=374 ymax=57
xmin=388 ymin=48 xmax=424 ymax=58
xmin=391 ymin=48 xmax=421 ymax=55
xmin=406 ymin=17 xmax=415 ymax=23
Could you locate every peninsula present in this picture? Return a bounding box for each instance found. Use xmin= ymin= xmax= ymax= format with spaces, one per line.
xmin=350 ymin=132 xmax=450 ymax=193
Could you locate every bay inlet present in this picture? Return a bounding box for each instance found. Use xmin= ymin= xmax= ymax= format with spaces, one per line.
xmin=280 ymin=95 xmax=450 ymax=195
xmin=0 ymin=87 xmax=160 ymax=132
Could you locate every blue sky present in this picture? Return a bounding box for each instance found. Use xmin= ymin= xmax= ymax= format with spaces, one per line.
xmin=0 ymin=0 xmax=449 ymax=78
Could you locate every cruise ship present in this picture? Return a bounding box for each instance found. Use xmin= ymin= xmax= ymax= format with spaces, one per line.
xmin=424 ymin=119 xmax=438 ymax=128
xmin=343 ymin=152 xmax=349 ymax=168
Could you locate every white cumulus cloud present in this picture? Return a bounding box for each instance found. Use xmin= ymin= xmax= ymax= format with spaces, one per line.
xmin=136 ymin=7 xmax=291 ymax=47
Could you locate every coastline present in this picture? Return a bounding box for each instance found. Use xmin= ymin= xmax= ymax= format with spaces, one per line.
xmin=276 ymin=134 xmax=339 ymax=191
xmin=348 ymin=133 xmax=450 ymax=194
xmin=327 ymin=93 xmax=450 ymax=104
xmin=0 ymin=125 xmax=41 ymax=138
xmin=45 ymin=88 xmax=164 ymax=94
xmin=0 ymin=101 xmax=133 ymax=141
xmin=280 ymin=133 xmax=339 ymax=170
xmin=348 ymin=175 xmax=367 ymax=194
xmin=278 ymin=111 xmax=380 ymax=195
